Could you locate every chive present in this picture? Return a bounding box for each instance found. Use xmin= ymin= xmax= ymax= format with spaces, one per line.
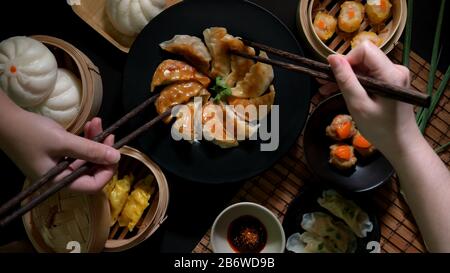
xmin=419 ymin=65 xmax=450 ymax=132
xmin=435 ymin=142 xmax=450 ymax=154
xmin=402 ymin=0 xmax=414 ymax=67
xmin=418 ymin=0 xmax=447 ymax=131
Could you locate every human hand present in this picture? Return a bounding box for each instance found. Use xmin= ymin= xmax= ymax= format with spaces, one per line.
xmin=327 ymin=41 xmax=421 ymax=156
xmin=0 ymin=107 xmax=120 ymax=193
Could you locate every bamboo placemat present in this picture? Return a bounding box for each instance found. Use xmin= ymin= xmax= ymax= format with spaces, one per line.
xmin=193 ymin=44 xmax=450 ymax=253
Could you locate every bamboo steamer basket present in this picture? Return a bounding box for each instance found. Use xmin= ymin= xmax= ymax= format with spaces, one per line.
xmin=31 ymin=35 xmax=103 ymax=135
xmin=297 ymin=0 xmax=407 ymax=60
xmin=22 ymin=146 xmax=169 ymax=253
xmin=70 ymin=0 xmax=182 ymax=53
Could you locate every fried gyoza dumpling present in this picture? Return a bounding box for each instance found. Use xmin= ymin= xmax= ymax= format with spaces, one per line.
xmin=329 ymin=144 xmax=357 ymax=170
xmin=118 ymin=175 xmax=155 ymax=232
xmin=313 ymin=11 xmax=337 ymax=42
xmin=108 ymin=174 xmax=133 ymax=226
xmin=318 ymin=189 xmax=373 ymax=238
xmin=338 ymin=1 xmax=365 ymax=33
xmin=159 ymin=35 xmax=212 ymax=74
xmin=202 ymin=101 xmax=238 ymax=148
xmin=150 ymin=59 xmax=210 ymax=91
xmin=221 ymin=34 xmax=256 ymax=87
xmin=231 ymin=51 xmax=274 ymax=98
xmin=301 ymin=212 xmax=357 ymax=253
xmin=351 ymin=31 xmax=382 ymax=49
xmin=203 ymin=27 xmax=231 ymax=78
xmin=366 ymin=0 xmax=392 ymax=25
xmin=171 ymin=100 xmax=203 ymax=143
xmin=228 ymin=85 xmax=276 ymax=122
xmin=155 ymin=81 xmax=210 ymax=123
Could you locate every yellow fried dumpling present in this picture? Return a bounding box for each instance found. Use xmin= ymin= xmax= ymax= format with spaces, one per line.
xmin=108 ymin=174 xmax=133 ymax=226
xmin=103 ymin=174 xmax=118 ymax=197
xmin=313 ymin=11 xmax=337 ymax=42
xmin=366 ymin=0 xmax=392 ymax=25
xmin=351 ymin=31 xmax=383 ymax=49
xmin=118 ymin=175 xmax=155 ymax=232
xmin=338 ymin=1 xmax=365 ymax=33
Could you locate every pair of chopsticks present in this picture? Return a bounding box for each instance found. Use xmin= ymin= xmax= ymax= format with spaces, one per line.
xmin=0 ymin=93 xmax=170 ymax=228
xmin=233 ymin=39 xmax=431 ymax=107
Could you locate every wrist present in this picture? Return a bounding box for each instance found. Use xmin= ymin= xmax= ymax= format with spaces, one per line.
xmin=382 ymin=124 xmax=427 ymax=165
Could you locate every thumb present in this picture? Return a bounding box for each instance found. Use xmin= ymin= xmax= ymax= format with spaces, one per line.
xmin=328 ymin=54 xmax=372 ymax=107
xmin=63 ymin=133 xmax=121 ymax=165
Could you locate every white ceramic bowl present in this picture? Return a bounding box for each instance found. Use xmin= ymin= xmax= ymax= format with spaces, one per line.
xmin=211 ymin=202 xmax=285 ymax=253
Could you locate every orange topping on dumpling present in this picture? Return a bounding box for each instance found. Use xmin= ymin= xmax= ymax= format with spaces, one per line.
xmin=318 ymin=20 xmax=326 ymax=30
xmin=348 ymin=8 xmax=355 ymax=19
xmin=336 ymin=121 xmax=352 ymax=139
xmin=353 ymin=134 xmax=372 ymax=149
xmin=333 ymin=145 xmax=352 ymax=160
xmin=380 ymin=0 xmax=387 ymax=11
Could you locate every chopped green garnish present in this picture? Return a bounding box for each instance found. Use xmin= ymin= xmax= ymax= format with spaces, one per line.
xmin=211 ymin=77 xmax=232 ymax=103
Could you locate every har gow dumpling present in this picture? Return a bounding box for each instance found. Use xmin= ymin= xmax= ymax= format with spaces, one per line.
xmin=32 ymin=69 xmax=81 ymax=128
xmin=106 ymin=0 xmax=167 ymax=37
xmin=160 ymin=35 xmax=212 ymax=74
xmin=231 ymin=51 xmax=274 ymax=98
xmin=0 ymin=36 xmax=57 ymax=108
xmin=318 ymin=189 xmax=373 ymax=238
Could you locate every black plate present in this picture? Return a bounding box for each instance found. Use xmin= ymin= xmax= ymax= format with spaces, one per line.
xmin=282 ymin=186 xmax=381 ymax=253
xmin=303 ymin=93 xmax=394 ymax=192
xmin=122 ymin=0 xmax=311 ymax=183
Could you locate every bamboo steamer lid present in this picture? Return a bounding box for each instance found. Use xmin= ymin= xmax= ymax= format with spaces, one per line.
xmin=31 ymin=35 xmax=103 ymax=135
xmin=22 ymin=146 xmax=169 ymax=252
xmin=297 ymin=0 xmax=407 ymax=61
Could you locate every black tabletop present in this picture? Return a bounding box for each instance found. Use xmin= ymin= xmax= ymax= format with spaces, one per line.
xmin=0 ymin=0 xmax=448 ymax=252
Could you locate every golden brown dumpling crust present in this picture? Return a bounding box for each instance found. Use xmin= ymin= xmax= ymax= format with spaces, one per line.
xmin=227 ymin=85 xmax=275 ymax=121
xmin=151 ymin=59 xmax=210 ymax=91
xmin=203 ymin=27 xmax=231 ymax=78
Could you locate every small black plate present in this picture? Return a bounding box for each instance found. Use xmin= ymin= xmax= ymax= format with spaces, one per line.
xmin=122 ymin=0 xmax=311 ymax=183
xmin=303 ymin=93 xmax=394 ymax=192
xmin=282 ymin=186 xmax=381 ymax=253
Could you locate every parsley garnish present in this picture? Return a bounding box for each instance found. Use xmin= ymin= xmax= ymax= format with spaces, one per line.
xmin=211 ymin=77 xmax=231 ymax=103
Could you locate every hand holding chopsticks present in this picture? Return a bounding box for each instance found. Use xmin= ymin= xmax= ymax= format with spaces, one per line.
xmin=233 ymin=39 xmax=431 ymax=107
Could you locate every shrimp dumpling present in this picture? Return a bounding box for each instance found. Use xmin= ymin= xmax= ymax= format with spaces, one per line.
xmin=313 ymin=11 xmax=337 ymax=42
xmin=203 ymin=27 xmax=231 ymax=78
xmin=108 ymin=174 xmax=133 ymax=226
xmin=338 ymin=1 xmax=365 ymax=33
xmin=159 ymin=35 xmax=212 ymax=74
xmin=151 ymin=60 xmax=210 ymax=91
xmin=231 ymin=51 xmax=274 ymax=98
xmin=351 ymin=31 xmax=383 ymax=49
xmin=155 ymin=81 xmax=210 ymax=123
xmin=118 ymin=175 xmax=155 ymax=232
xmin=366 ymin=0 xmax=392 ymax=25
xmin=318 ymin=189 xmax=374 ymax=238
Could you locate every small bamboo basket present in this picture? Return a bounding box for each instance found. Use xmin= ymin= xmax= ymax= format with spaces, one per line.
xmin=71 ymin=0 xmax=181 ymax=53
xmin=297 ymin=0 xmax=407 ymax=60
xmin=22 ymin=146 xmax=169 ymax=253
xmin=32 ymin=35 xmax=103 ymax=135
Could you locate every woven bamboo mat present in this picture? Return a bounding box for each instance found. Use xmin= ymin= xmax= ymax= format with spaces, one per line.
xmin=192 ymin=44 xmax=450 ymax=253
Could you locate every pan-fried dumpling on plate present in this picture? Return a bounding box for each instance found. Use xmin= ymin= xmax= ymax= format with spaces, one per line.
xmin=171 ymin=99 xmax=203 ymax=143
xmin=228 ymin=85 xmax=276 ymax=122
xmin=317 ymin=189 xmax=373 ymax=238
xmin=159 ymin=35 xmax=212 ymax=74
xmin=202 ymin=101 xmax=238 ymax=149
xmin=231 ymin=51 xmax=274 ymax=98
xmin=286 ymin=232 xmax=338 ymax=253
xmin=221 ymin=34 xmax=255 ymax=87
xmin=151 ymin=59 xmax=210 ymax=91
xmin=155 ymin=81 xmax=210 ymax=123
xmin=203 ymin=27 xmax=231 ymax=78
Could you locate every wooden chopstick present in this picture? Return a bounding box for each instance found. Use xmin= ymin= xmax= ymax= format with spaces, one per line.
xmin=0 ymin=94 xmax=165 ymax=228
xmin=236 ymin=39 xmax=431 ymax=107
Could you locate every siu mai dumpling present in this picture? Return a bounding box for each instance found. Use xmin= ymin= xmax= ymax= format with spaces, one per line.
xmin=231 ymin=51 xmax=274 ymax=98
xmin=108 ymin=174 xmax=133 ymax=226
xmin=318 ymin=189 xmax=373 ymax=238
xmin=313 ymin=11 xmax=337 ymax=42
xmin=151 ymin=59 xmax=210 ymax=91
xmin=118 ymin=175 xmax=155 ymax=232
xmin=351 ymin=31 xmax=382 ymax=49
xmin=366 ymin=0 xmax=392 ymax=25
xmin=228 ymin=85 xmax=275 ymax=122
xmin=338 ymin=1 xmax=365 ymax=33
xmin=329 ymin=144 xmax=357 ymax=170
xmin=203 ymin=27 xmax=231 ymax=78
xmin=352 ymin=131 xmax=377 ymax=157
xmin=301 ymin=212 xmax=357 ymax=253
xmin=325 ymin=114 xmax=357 ymax=141
xmin=159 ymin=35 xmax=212 ymax=74
xmin=221 ymin=34 xmax=256 ymax=87
xmin=155 ymin=81 xmax=210 ymax=123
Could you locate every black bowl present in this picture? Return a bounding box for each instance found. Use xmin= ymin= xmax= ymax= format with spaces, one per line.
xmin=303 ymin=93 xmax=394 ymax=192
xmin=282 ymin=186 xmax=381 ymax=253
xmin=122 ymin=0 xmax=311 ymax=184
